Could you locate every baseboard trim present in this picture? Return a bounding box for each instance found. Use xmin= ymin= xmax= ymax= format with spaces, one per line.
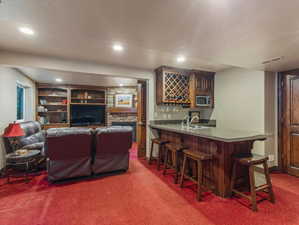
xmin=255 ymin=165 xmax=280 ymax=174
xmin=0 ymin=167 xmax=6 ymax=178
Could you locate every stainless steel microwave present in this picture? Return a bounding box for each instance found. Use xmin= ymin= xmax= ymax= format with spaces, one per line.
xmin=196 ymin=96 xmax=211 ymax=106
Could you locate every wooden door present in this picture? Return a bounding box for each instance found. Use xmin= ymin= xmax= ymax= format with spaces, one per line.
xmin=282 ymin=74 xmax=299 ymax=176
xmin=137 ymin=80 xmax=147 ymax=158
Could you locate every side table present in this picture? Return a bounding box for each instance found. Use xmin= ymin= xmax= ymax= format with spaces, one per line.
xmin=6 ymin=150 xmax=41 ymax=183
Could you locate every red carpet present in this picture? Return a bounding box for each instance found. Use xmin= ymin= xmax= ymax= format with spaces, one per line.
xmin=0 ymin=144 xmax=299 ymax=225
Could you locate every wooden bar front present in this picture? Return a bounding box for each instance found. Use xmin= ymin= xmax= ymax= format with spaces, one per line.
xmin=154 ymin=128 xmax=259 ymax=198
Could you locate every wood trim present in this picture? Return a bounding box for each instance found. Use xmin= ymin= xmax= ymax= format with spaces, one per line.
xmin=37 ymin=83 xmax=107 ymax=91
xmin=277 ymin=72 xmax=284 ymax=171
xmin=108 ymin=107 xmax=137 ymax=114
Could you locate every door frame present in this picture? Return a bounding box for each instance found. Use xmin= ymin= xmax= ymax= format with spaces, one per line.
xmin=277 ymin=72 xmax=284 ymax=171
xmin=278 ymin=69 xmax=299 ymax=173
xmin=136 ymin=79 xmax=147 ymax=158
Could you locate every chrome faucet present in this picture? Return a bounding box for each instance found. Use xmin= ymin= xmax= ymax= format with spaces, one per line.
xmin=181 ymin=115 xmax=190 ymax=128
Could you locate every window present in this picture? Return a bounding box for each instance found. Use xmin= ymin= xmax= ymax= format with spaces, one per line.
xmin=17 ymin=83 xmax=25 ymax=121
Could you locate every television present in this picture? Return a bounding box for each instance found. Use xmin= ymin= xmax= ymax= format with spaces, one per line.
xmin=71 ymin=105 xmax=106 ymax=126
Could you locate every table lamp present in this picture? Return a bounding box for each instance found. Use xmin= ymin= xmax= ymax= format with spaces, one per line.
xmin=3 ymin=122 xmax=25 ymax=152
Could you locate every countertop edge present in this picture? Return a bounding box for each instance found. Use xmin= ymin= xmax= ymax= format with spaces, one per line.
xmin=149 ymin=124 xmax=267 ymax=143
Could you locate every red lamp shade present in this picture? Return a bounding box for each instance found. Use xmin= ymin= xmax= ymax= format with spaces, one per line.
xmin=3 ymin=123 xmax=25 ymax=137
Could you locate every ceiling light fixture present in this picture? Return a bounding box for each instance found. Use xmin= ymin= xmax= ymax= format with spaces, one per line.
xmin=119 ymin=84 xmax=124 ymax=86
xmin=113 ymin=44 xmax=124 ymax=52
xmin=55 ymin=78 xmax=62 ymax=82
xmin=18 ymin=26 xmax=35 ymax=36
xmin=177 ymin=56 xmax=186 ymax=63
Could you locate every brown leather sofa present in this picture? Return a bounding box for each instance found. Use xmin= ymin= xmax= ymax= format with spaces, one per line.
xmin=92 ymin=127 xmax=132 ymax=174
xmin=45 ymin=128 xmax=94 ymax=182
xmin=45 ymin=126 xmax=132 ymax=182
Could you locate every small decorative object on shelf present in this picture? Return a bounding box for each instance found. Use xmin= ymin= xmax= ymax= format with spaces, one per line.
xmin=40 ymin=99 xmax=47 ymax=105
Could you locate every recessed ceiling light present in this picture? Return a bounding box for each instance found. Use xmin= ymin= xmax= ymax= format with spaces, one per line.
xmin=55 ymin=78 xmax=62 ymax=82
xmin=119 ymin=84 xmax=124 ymax=86
xmin=177 ymin=56 xmax=186 ymax=63
xmin=18 ymin=26 xmax=35 ymax=35
xmin=113 ymin=44 xmax=124 ymax=52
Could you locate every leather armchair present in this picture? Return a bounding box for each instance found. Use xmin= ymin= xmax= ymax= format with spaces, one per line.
xmin=3 ymin=121 xmax=45 ymax=154
xmin=92 ymin=126 xmax=132 ymax=174
xmin=45 ymin=128 xmax=93 ymax=182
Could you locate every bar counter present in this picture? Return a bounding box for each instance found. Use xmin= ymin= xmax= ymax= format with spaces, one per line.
xmin=149 ymin=123 xmax=267 ymax=197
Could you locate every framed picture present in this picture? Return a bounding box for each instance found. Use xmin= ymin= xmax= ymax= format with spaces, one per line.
xmin=115 ymin=94 xmax=133 ymax=107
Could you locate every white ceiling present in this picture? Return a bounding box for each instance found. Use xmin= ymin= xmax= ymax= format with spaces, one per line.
xmin=17 ymin=67 xmax=138 ymax=87
xmin=1 ymin=0 xmax=299 ymax=72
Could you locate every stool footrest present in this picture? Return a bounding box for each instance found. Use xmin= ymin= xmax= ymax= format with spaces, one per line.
xmin=232 ymin=189 xmax=252 ymax=200
xmin=255 ymin=184 xmax=270 ymax=191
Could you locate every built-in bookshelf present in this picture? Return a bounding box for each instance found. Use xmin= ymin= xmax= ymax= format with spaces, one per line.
xmin=36 ymin=84 xmax=107 ymax=129
xmin=37 ymin=87 xmax=68 ymax=125
xmin=71 ymin=89 xmax=106 ymax=105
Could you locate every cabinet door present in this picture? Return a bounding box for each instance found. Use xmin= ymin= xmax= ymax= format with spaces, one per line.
xmin=190 ymin=73 xmax=214 ymax=108
xmin=196 ymin=75 xmax=214 ymax=95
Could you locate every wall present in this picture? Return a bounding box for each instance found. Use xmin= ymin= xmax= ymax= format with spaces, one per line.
xmin=264 ymin=72 xmax=278 ymax=166
xmin=211 ymin=67 xmax=277 ymax=166
xmin=0 ymin=67 xmax=36 ymax=169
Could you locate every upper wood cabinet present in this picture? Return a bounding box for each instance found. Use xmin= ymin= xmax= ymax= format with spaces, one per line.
xmin=189 ymin=71 xmax=215 ymax=108
xmin=155 ymin=66 xmax=215 ymax=107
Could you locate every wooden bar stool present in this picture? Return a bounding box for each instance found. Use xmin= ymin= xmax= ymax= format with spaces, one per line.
xmin=180 ymin=149 xmax=213 ymax=201
xmin=163 ymin=143 xmax=188 ymax=183
xmin=148 ymin=138 xmax=169 ymax=170
xmin=230 ymin=154 xmax=275 ymax=212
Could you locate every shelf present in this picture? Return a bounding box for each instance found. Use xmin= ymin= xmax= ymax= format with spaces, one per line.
xmin=43 ymin=123 xmax=69 ymax=125
xmin=71 ymin=98 xmax=105 ymax=100
xmin=38 ymin=111 xmax=67 ymax=113
xmin=70 ymin=103 xmax=106 ymax=106
xmin=108 ymin=107 xmax=137 ymax=114
xmin=39 ymin=95 xmax=67 ymax=98
xmin=39 ymin=104 xmax=67 ymax=106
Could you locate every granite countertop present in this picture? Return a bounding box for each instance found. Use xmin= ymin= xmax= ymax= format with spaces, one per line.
xmin=149 ymin=124 xmax=267 ymax=143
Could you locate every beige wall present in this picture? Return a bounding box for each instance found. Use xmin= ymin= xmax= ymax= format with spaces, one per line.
xmin=212 ymin=67 xmax=277 ymax=166
xmin=0 ymin=67 xmax=36 ymax=169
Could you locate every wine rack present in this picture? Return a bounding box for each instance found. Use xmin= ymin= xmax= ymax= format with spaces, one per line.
xmin=156 ymin=66 xmax=191 ymax=105
xmin=163 ymin=71 xmax=190 ymax=104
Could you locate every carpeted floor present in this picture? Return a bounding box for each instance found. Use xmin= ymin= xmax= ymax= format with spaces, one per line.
xmin=0 ymin=144 xmax=299 ymax=225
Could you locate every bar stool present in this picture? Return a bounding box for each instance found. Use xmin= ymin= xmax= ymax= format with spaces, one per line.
xmin=163 ymin=143 xmax=188 ymax=183
xmin=180 ymin=149 xmax=213 ymax=201
xmin=148 ymin=138 xmax=169 ymax=170
xmin=230 ymin=154 xmax=275 ymax=212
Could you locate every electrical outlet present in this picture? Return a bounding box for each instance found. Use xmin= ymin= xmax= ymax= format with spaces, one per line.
xmin=268 ymin=154 xmax=275 ymax=162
